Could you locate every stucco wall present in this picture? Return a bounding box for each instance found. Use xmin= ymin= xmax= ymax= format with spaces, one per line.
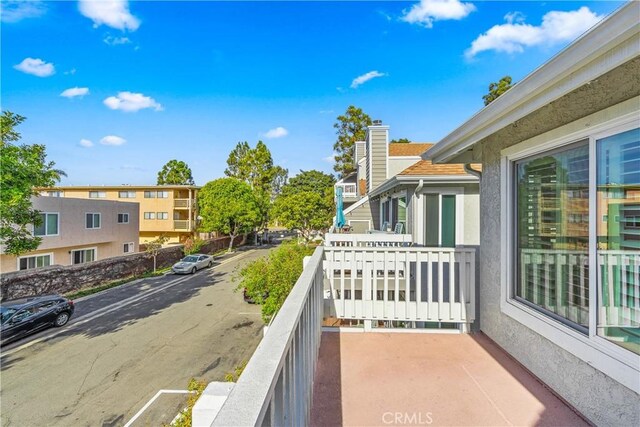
xmin=477 ymin=97 xmax=640 ymax=426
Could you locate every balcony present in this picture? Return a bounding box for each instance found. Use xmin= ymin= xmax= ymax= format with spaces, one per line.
xmin=173 ymin=220 xmax=192 ymax=231
xmin=335 ymin=183 xmax=358 ymax=200
xmin=174 ymin=198 xmax=196 ymax=209
xmin=205 ymin=243 xmax=626 ymax=426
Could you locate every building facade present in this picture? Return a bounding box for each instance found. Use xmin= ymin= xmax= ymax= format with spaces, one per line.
xmin=39 ymin=185 xmax=199 ymax=244
xmin=425 ymin=2 xmax=640 ymax=424
xmin=0 ymin=196 xmax=139 ymax=273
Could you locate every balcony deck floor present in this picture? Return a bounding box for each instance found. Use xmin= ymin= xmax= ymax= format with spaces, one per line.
xmin=311 ymin=331 xmax=588 ymax=427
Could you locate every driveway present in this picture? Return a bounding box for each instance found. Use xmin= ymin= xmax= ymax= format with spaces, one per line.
xmin=0 ymin=246 xmax=272 ymax=427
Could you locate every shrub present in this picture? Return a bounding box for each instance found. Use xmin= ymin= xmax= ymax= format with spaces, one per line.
xmin=237 ymin=241 xmax=314 ymax=323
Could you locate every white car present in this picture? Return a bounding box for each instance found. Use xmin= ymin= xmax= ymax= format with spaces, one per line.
xmin=172 ymin=254 xmax=213 ymax=274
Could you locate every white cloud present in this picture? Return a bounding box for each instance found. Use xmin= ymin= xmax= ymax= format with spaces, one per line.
xmin=103 ymin=91 xmax=163 ymax=112
xmin=60 ymin=87 xmax=90 ymax=98
xmin=79 ymin=139 xmax=94 ymax=148
xmin=263 ymin=127 xmax=289 ymax=139
xmin=350 ymin=71 xmax=387 ymax=89
xmin=78 ymin=0 xmax=140 ymax=31
xmin=65 ymin=68 xmax=77 ymax=75
xmin=466 ymin=7 xmax=602 ymax=58
xmin=13 ymin=57 xmax=55 ymax=77
xmin=402 ymin=0 xmax=476 ymax=28
xmin=323 ymin=155 xmax=335 ymax=164
xmin=103 ymin=34 xmax=132 ymax=45
xmin=100 ymin=135 xmax=126 ymax=146
xmin=1 ymin=0 xmax=47 ymax=23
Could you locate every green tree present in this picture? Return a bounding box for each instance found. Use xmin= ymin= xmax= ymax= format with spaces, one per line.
xmin=283 ymin=170 xmax=335 ymax=198
xmin=1 ymin=111 xmax=65 ymax=256
xmin=198 ymin=178 xmax=261 ymax=252
xmin=333 ymin=105 xmax=372 ymax=178
xmin=225 ymin=141 xmax=286 ymax=230
xmin=272 ymin=191 xmax=333 ymax=241
xmin=270 ymin=165 xmax=289 ymax=199
xmin=145 ymin=234 xmax=168 ymax=272
xmin=390 ymin=138 xmax=411 ymax=144
xmin=483 ymin=76 xmax=513 ymax=106
xmin=157 ymin=159 xmax=195 ymax=185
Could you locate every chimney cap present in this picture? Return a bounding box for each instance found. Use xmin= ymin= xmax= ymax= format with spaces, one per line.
xmin=372 ymin=119 xmax=382 ymax=126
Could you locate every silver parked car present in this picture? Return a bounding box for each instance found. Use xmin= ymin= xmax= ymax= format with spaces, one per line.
xmin=171 ymin=254 xmax=213 ymax=274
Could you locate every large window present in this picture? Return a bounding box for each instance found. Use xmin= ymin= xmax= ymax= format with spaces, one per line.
xmin=34 ymin=213 xmax=59 ymax=236
xmin=157 ymin=212 xmax=168 ymax=220
xmin=515 ymin=142 xmax=590 ymax=331
xmin=596 ymin=128 xmax=640 ymax=354
xmin=89 ymin=191 xmax=106 ymax=198
xmin=117 ymin=213 xmax=129 ymax=224
xmin=118 ymin=191 xmax=136 ymax=198
xmin=86 ymin=213 xmax=101 ymax=229
xmin=18 ymin=254 xmax=52 ymax=270
xmin=512 ymin=128 xmax=639 ymax=354
xmin=71 ymin=248 xmax=95 ymax=264
xmin=144 ymin=212 xmax=156 ymax=220
xmin=424 ymin=194 xmax=456 ymax=247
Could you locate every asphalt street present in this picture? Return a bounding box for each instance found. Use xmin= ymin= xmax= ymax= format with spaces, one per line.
xmin=0 ymin=245 xmax=273 ymax=427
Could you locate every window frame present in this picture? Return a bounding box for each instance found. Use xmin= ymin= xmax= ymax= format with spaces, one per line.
xmin=70 ymin=247 xmax=97 ymax=265
xmin=85 ymin=213 xmax=101 ymax=229
xmin=500 ymin=112 xmax=640 ymax=393
xmin=89 ymin=191 xmax=106 ymax=198
xmin=118 ymin=191 xmax=136 ymax=198
xmin=17 ymin=253 xmax=53 ymax=271
xmin=157 ymin=212 xmax=168 ymax=220
xmin=144 ymin=212 xmax=156 ymax=220
xmin=117 ymin=213 xmax=130 ymax=224
xmin=34 ymin=212 xmax=59 ymax=237
xmin=123 ymin=242 xmax=135 ymax=253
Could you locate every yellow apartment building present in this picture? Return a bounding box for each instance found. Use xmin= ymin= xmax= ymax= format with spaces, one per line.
xmin=38 ymin=185 xmax=200 ymax=244
xmin=0 ymin=196 xmax=140 ymax=273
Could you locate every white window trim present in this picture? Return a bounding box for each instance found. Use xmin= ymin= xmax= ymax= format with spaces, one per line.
xmin=16 ymin=253 xmax=54 ymax=270
xmin=34 ymin=212 xmax=60 ymax=237
xmin=415 ymin=187 xmax=464 ymax=247
xmin=85 ymin=212 xmax=102 ymax=229
xmin=70 ymin=247 xmax=98 ymax=265
xmin=123 ymin=242 xmax=135 ymax=253
xmin=500 ymin=112 xmax=640 ymax=394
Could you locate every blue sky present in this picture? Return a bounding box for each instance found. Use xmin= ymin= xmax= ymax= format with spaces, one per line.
xmin=2 ymin=0 xmax=624 ymax=185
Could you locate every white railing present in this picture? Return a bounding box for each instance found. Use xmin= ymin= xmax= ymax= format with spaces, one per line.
xmin=212 ymin=247 xmax=324 ymax=426
xmin=335 ymin=183 xmax=357 ymax=198
xmin=323 ymin=246 xmax=476 ymax=327
xmin=519 ymin=249 xmax=640 ymax=329
xmin=325 ymin=233 xmax=412 ymax=247
xmin=598 ymin=250 xmax=639 ymax=328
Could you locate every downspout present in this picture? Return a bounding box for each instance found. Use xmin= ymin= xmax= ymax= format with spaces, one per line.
xmin=464 ymin=163 xmax=482 ymax=179
xmin=413 ymin=179 xmax=424 ymax=242
xmin=414 ymin=179 xmax=424 ymax=198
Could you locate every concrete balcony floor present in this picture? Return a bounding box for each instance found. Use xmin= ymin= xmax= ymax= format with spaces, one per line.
xmin=311 ymin=331 xmax=588 ymax=427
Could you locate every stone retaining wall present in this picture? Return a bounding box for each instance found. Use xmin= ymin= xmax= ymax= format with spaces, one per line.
xmin=0 ymin=235 xmax=247 ymax=301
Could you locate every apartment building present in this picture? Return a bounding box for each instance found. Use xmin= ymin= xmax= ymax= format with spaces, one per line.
xmin=40 ymin=185 xmax=199 ymax=244
xmin=0 ymin=196 xmax=139 ymax=273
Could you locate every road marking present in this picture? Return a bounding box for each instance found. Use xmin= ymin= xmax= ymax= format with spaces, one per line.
xmin=124 ymin=389 xmax=195 ymax=427
xmin=0 ymin=250 xmax=257 ymax=358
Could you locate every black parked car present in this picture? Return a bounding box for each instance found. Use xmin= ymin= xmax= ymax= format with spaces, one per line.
xmin=1 ymin=295 xmax=75 ymax=345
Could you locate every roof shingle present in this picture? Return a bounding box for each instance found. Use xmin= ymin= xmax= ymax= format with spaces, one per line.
xmin=399 ymin=160 xmax=482 ymax=176
xmin=388 ymin=143 xmax=433 ymax=157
